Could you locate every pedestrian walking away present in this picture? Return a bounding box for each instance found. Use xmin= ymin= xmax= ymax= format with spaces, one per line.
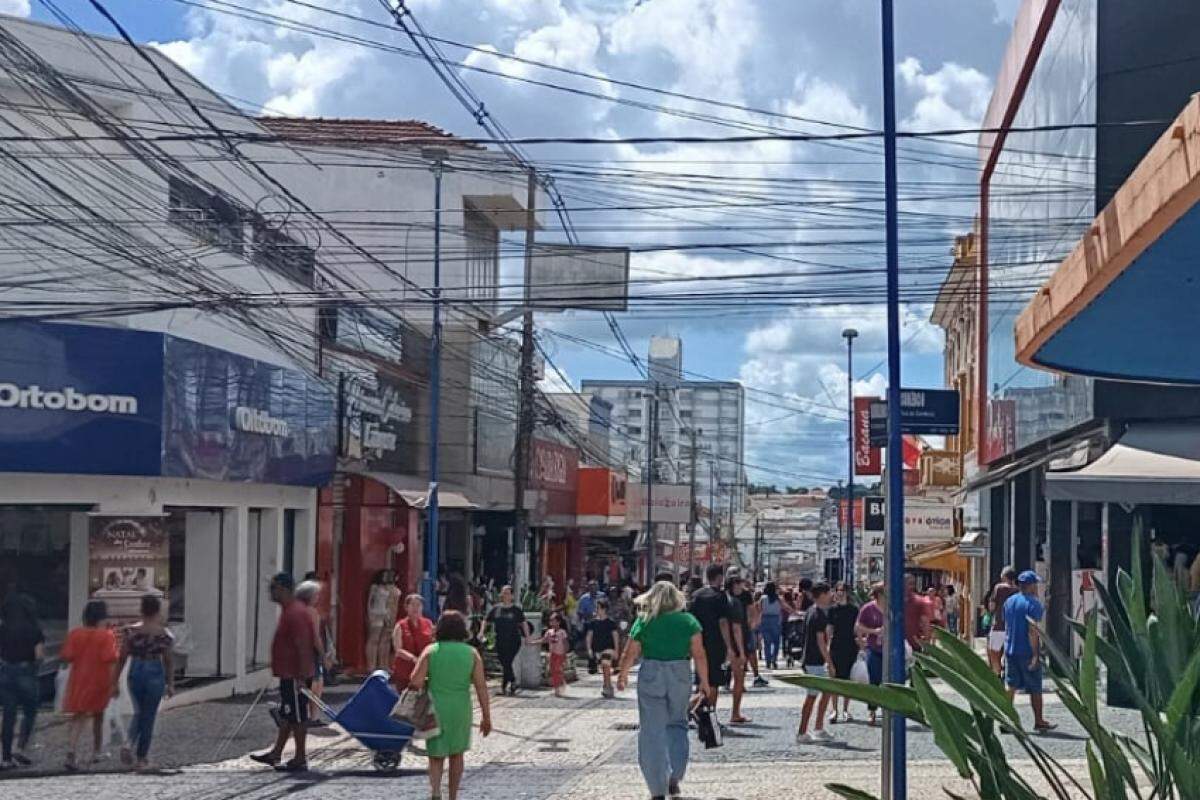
xmin=617 ymin=580 xmax=710 ymax=800
xmin=59 ymin=599 xmax=120 ymax=772
xmin=987 ymin=567 xmax=1019 ymax=677
xmin=687 ymin=564 xmax=734 ymax=711
xmin=113 ymin=594 xmax=175 ymax=770
xmin=536 ymin=612 xmax=570 ymax=697
xmin=723 ymin=574 xmax=752 ymax=725
xmin=854 ymin=583 xmax=886 ymax=727
xmin=826 ymin=581 xmax=859 ymax=723
xmin=251 ymin=572 xmax=317 ymax=772
xmin=585 ymin=599 xmax=622 ymax=698
xmin=294 ymin=580 xmax=330 ymax=725
xmin=796 ymin=582 xmax=835 ymax=744
xmin=904 ymin=575 xmax=934 ymax=654
xmin=482 ymin=585 xmax=532 ymax=696
xmin=391 ymin=593 xmax=434 ymax=692
xmin=756 ymin=581 xmax=792 ymax=671
xmin=1004 ymin=571 xmax=1056 ymax=733
xmin=0 ymin=594 xmax=44 ymax=770
xmin=409 ymin=611 xmax=493 ymax=800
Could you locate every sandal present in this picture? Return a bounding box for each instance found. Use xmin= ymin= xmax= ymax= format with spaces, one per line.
xmin=1034 ymin=721 xmax=1058 ymax=733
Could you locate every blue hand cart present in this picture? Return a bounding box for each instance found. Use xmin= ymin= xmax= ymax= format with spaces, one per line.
xmin=304 ymin=670 xmax=416 ymax=772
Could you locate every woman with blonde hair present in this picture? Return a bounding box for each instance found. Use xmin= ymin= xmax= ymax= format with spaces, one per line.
xmin=617 ymin=581 xmax=710 ymax=800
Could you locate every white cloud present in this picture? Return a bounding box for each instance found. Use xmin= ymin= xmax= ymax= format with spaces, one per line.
xmin=785 ymin=74 xmax=870 ymax=130
xmin=0 ymin=0 xmax=30 ymax=17
xmin=898 ymin=57 xmax=991 ymax=132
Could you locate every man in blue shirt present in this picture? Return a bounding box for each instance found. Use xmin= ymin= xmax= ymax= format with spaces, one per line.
xmin=576 ymin=580 xmax=599 ymax=626
xmin=1003 ymin=571 xmax=1055 ymax=732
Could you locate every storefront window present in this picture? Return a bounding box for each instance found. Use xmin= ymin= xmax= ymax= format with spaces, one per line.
xmin=0 ymin=506 xmax=83 ymax=656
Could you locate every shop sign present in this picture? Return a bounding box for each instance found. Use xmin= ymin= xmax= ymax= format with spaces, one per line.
xmin=89 ymin=516 xmax=169 ymax=624
xmin=864 ymin=496 xmax=885 ymax=531
xmin=0 ymin=321 xmax=164 ymax=476
xmin=627 ymin=482 xmax=692 ymax=524
xmin=528 ymin=438 xmax=579 ymax=526
xmin=837 ymin=498 xmax=863 ymax=529
xmin=870 ymin=388 xmax=962 ymax=444
xmin=904 ymin=500 xmax=954 ymax=548
xmin=853 ymin=396 xmax=882 ymax=475
xmin=162 ymin=337 xmax=336 ymax=486
xmin=984 ymin=399 xmax=1017 ymax=463
xmin=343 ymin=369 xmax=418 ymax=472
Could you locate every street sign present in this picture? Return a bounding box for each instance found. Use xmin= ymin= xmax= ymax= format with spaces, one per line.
xmin=864 ymin=496 xmax=885 ymax=531
xmin=868 ymin=388 xmax=960 ymax=444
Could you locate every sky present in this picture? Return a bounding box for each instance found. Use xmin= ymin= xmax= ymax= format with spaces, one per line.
xmin=18 ymin=0 xmax=1023 ymax=488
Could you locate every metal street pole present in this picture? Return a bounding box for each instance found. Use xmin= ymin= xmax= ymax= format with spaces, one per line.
xmin=880 ymin=1 xmax=907 ymax=797
xmin=421 ymin=146 xmax=448 ymax=616
xmin=644 ymin=384 xmax=658 ymax=584
xmin=513 ymin=169 xmax=538 ymax=594
xmin=844 ymin=328 xmax=858 ymax=586
xmin=687 ymin=426 xmax=699 ymax=578
xmin=836 ymin=479 xmax=844 ymax=582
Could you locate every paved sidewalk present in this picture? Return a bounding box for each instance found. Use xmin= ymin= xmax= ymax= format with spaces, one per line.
xmin=0 ymin=666 xmax=1128 ymax=799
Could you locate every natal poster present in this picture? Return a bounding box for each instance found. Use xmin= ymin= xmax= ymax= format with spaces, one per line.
xmin=88 ymin=516 xmax=168 ymax=623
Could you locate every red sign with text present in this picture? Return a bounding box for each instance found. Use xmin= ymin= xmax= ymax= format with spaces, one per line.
xmin=838 ymin=498 xmax=864 ymax=528
xmin=983 ymin=399 xmax=1017 ymax=464
xmin=853 ymin=396 xmax=882 ymax=475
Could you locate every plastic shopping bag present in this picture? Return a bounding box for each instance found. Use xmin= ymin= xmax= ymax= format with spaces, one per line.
xmin=53 ymin=666 xmax=70 ymax=713
xmin=850 ymin=652 xmax=870 ymax=684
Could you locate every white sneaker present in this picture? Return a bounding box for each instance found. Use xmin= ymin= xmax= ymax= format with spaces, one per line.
xmin=795 ymin=731 xmax=817 ymax=744
xmin=813 ymin=728 xmax=835 ymax=741
xmin=843 ymin=710 xmax=854 ymax=723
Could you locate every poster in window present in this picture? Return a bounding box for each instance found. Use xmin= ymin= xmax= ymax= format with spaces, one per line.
xmin=88 ymin=516 xmax=168 ymax=624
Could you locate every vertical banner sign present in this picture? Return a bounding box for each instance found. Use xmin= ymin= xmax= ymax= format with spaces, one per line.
xmin=984 ymin=398 xmax=1017 ymax=464
xmin=854 ymin=396 xmax=882 ymax=475
xmin=89 ymin=516 xmax=169 ymax=624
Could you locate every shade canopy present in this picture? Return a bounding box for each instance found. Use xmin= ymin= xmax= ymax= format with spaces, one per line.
xmin=365 ymin=471 xmax=477 ymax=509
xmin=1045 ymin=423 xmax=1200 ymax=504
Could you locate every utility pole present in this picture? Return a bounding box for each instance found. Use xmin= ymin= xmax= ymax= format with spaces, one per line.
xmin=686 ymin=426 xmax=699 ymax=578
xmin=881 ymin=1 xmax=907 ymax=796
xmin=844 ymin=328 xmax=858 ymax=586
xmin=644 ymin=384 xmax=659 ymax=583
xmin=421 ymin=147 xmax=447 ymax=616
xmin=708 ymin=460 xmax=716 ymax=543
xmin=752 ymin=515 xmax=761 ymax=583
xmin=512 ymin=169 xmax=538 ymax=593
xmin=836 ymin=479 xmax=844 ymax=582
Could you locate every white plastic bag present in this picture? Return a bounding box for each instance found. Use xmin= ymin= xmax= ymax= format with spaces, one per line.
xmin=53 ymin=666 xmax=70 ymax=713
xmin=102 ymin=661 xmax=134 ymax=749
xmin=850 ymin=652 xmax=870 ymax=684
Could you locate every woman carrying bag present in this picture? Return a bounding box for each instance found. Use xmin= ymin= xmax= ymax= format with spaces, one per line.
xmin=408 ymin=611 xmax=492 ymax=800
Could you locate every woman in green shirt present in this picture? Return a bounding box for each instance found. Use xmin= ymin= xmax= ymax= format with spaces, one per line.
xmin=409 ymin=611 xmax=492 ymax=800
xmin=618 ymin=581 xmax=711 ymax=800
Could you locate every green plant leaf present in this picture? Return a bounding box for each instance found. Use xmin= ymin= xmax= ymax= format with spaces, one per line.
xmin=1081 ymin=610 xmax=1098 ymax=717
xmin=1086 ymin=743 xmax=1110 ymax=799
xmin=911 ymin=668 xmax=973 ymax=779
xmin=826 ymin=785 xmax=881 ymax=800
xmin=777 ymin=674 xmax=923 ymax=720
xmin=917 ymin=643 xmax=1021 ymax=728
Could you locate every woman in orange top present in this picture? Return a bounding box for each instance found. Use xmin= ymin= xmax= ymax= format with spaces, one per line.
xmin=60 ymin=600 xmax=119 ymax=771
xmin=391 ymin=594 xmax=434 ymax=691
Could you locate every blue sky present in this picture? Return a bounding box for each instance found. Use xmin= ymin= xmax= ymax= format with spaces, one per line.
xmin=19 ymin=0 xmax=1022 ymax=486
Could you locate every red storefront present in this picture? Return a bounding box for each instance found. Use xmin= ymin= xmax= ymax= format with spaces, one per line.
xmin=577 ymin=466 xmax=631 ymax=584
xmin=529 ymin=438 xmax=580 ymax=599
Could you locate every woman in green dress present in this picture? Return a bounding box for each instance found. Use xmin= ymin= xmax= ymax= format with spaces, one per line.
xmin=410 ymin=611 xmax=492 ymax=800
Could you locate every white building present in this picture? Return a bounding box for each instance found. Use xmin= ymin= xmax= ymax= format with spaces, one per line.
xmin=582 ymin=336 xmax=746 ymax=516
xmin=0 ymin=16 xmax=534 ymax=692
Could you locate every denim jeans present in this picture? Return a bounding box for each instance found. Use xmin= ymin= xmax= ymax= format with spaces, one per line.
xmin=128 ymin=660 xmax=166 ymax=760
xmin=759 ymin=615 xmax=782 ymax=665
xmin=636 ymin=659 xmax=691 ymax=798
xmin=0 ymin=662 xmax=39 ymax=760
xmin=866 ymin=649 xmax=884 ymax=712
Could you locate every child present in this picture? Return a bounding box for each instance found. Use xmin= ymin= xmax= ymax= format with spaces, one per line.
xmin=537 ymin=613 xmax=570 ymax=697
xmin=585 ymin=600 xmax=621 ymax=698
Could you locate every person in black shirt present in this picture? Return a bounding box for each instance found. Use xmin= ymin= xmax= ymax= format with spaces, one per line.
xmin=483 ymin=586 xmax=532 ymax=696
xmin=826 ymin=581 xmax=861 ymax=724
xmin=687 ymin=564 xmax=734 ymax=709
xmin=0 ymin=594 xmax=44 ymax=769
xmin=796 ymin=582 xmax=835 ymax=743
xmin=724 ymin=575 xmax=752 ymax=725
xmin=584 ymin=600 xmax=622 ymax=698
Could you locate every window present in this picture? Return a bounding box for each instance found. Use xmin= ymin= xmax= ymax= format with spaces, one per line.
xmin=628 ymin=426 xmax=642 ymax=436
xmin=463 ymin=209 xmax=498 ymax=305
xmin=167 ymin=176 xmax=244 ymax=254
xmin=628 ymin=408 xmax=642 ymax=419
xmin=680 ymin=409 xmax=692 ymax=418
xmin=251 ymin=215 xmax=316 ymax=287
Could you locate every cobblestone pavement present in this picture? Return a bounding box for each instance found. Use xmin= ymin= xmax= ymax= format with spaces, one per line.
xmin=0 ymin=666 xmax=1141 ymax=799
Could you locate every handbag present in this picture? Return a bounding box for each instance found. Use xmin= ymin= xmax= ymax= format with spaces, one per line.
xmin=390 ymin=689 xmax=440 ymax=740
xmin=689 ymin=695 xmax=722 ymax=749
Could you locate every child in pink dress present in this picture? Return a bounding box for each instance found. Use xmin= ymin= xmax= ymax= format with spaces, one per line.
xmin=539 ymin=613 xmax=570 ymax=697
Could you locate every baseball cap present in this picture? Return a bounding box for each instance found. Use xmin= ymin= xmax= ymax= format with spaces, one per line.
xmin=1017 ymin=570 xmax=1041 ymax=585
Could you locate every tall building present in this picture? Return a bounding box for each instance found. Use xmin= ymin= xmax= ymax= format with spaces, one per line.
xmin=582 ymin=336 xmax=746 ymax=516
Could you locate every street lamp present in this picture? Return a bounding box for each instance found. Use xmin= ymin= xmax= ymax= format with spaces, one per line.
xmin=421 ymin=146 xmax=449 ymax=616
xmin=842 ymin=327 xmax=858 ymax=586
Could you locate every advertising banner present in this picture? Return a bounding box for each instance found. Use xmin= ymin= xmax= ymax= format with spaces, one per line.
xmin=837 ymin=498 xmax=863 ymax=529
xmin=0 ymin=321 xmax=164 ymax=476
xmin=626 ymin=482 xmax=692 ymax=524
xmin=88 ymin=516 xmax=168 ymax=624
xmin=984 ymin=398 xmax=1017 ymax=463
xmin=859 ymin=499 xmax=954 ymax=556
xmin=853 ymin=396 xmax=882 ymax=475
xmin=527 ymin=438 xmax=579 ymax=526
xmin=343 ymin=368 xmax=419 ymax=473
xmin=163 ymin=337 xmax=336 ymax=486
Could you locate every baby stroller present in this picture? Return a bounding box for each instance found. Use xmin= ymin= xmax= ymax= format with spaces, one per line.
xmin=783 ymin=615 xmax=807 ymax=668
xmin=304 ymin=670 xmax=415 ymax=772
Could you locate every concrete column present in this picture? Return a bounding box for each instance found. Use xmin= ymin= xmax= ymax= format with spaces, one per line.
xmin=221 ymin=506 xmax=249 ymax=679
xmin=987 ymin=484 xmax=1008 ymax=584
xmin=292 ymin=506 xmax=316 ymax=578
xmin=1103 ymin=503 xmax=1136 ymax=707
xmin=68 ymin=512 xmax=89 ymax=632
xmin=184 ymin=510 xmax=224 ymax=676
xmin=1045 ymin=500 xmax=1074 ymax=653
xmin=1011 ymin=472 xmax=1033 ymax=572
